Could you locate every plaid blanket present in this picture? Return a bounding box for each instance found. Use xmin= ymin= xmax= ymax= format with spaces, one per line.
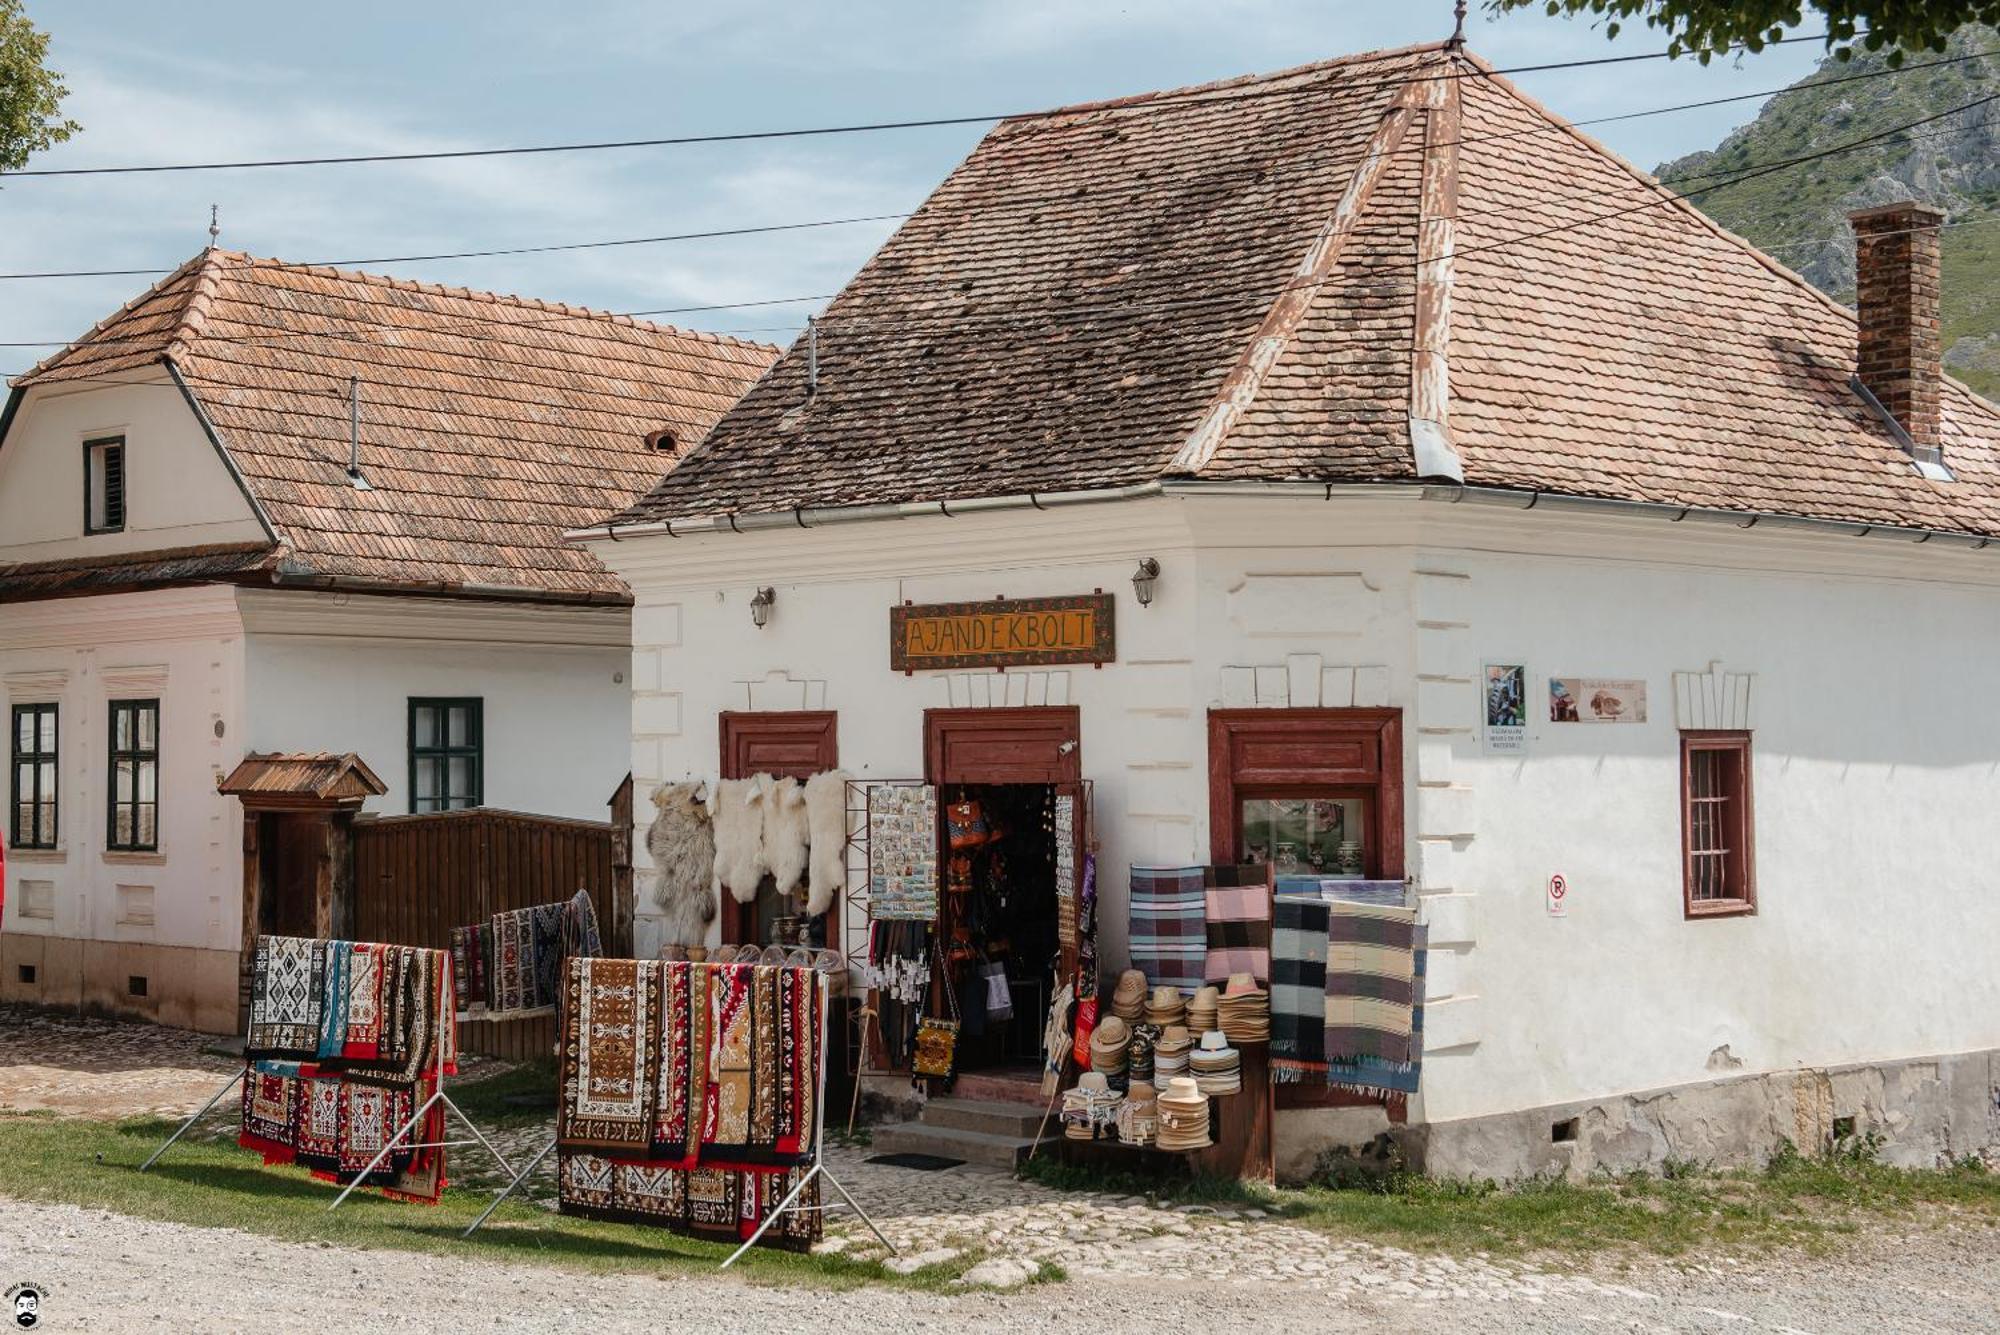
xmin=1323 ymin=900 xmax=1418 ymax=1067
xmin=1127 ymin=866 xmax=1207 ymax=994
xmin=1275 ymin=876 xmax=1408 ymax=909
xmin=1329 ymin=927 xmax=1427 ymax=1107
xmin=1270 ymin=895 xmax=1330 ymax=1082
xmin=1203 ymin=863 xmax=1272 ymax=984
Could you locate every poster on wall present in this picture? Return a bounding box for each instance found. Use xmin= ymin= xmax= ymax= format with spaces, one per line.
xmin=1482 ymin=663 xmax=1527 ymax=753
xmin=1548 ymin=677 xmax=1648 ymax=724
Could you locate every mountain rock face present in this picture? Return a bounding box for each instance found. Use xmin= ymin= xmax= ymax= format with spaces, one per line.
xmin=1657 ymin=27 xmax=2000 ymax=399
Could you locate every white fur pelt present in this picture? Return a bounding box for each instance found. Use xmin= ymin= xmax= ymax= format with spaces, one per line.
xmin=761 ymin=775 xmax=810 ymax=901
xmin=647 ymin=779 xmax=716 ymax=946
xmin=710 ymin=776 xmax=768 ymax=905
xmin=802 ymin=769 xmax=852 ymax=918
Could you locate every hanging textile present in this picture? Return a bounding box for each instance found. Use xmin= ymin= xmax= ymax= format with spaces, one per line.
xmin=1126 ymin=865 xmax=1207 ymax=994
xmin=557 ymin=1153 xmax=822 ymax=1249
xmin=1054 ymin=794 xmax=1078 ymax=955
xmin=867 ymin=784 xmax=939 ymax=921
xmin=1202 ymin=863 xmax=1272 ymax=985
xmin=1270 ymin=895 xmax=1330 ymax=1083
xmin=558 ymin=956 xmax=664 ymax=1152
xmin=492 ymin=907 xmax=539 ymax=1015
xmin=246 ymin=935 xmax=325 ymax=1059
xmin=1328 ymin=926 xmax=1428 ymax=1113
xmin=1323 ymin=900 xmax=1419 ymax=1071
xmin=561 ymin=888 xmax=604 ymax=962
xmin=1276 ymin=875 xmax=1409 ymax=910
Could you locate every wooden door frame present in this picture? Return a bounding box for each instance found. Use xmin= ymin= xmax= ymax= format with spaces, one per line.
xmin=922 ymin=706 xmax=1081 ymax=786
xmin=716 ymin=710 xmax=840 ymax=947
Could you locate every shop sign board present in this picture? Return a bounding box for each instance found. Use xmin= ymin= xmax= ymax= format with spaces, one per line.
xmin=1548 ymin=677 xmax=1647 ymax=724
xmin=890 ymin=594 xmax=1115 ymax=672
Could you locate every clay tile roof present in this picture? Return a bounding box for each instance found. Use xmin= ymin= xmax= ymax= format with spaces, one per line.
xmin=0 ymin=541 xmax=282 ymax=604
xmin=603 ymin=43 xmax=2000 ymax=541
xmin=217 ymin=751 xmax=387 ymax=802
xmin=11 ymin=252 xmax=779 ymax=599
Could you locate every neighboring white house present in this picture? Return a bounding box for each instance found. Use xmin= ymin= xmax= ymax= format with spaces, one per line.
xmin=581 ymin=43 xmax=2000 ymax=1180
xmin=0 ymin=250 xmax=775 ymax=1031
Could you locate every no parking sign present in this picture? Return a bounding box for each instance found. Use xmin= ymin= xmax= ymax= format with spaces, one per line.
xmin=1546 ymin=873 xmax=1569 ymax=918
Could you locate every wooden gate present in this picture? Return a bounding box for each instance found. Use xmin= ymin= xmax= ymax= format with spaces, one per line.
xmin=349 ymin=783 xmax=633 ymax=1060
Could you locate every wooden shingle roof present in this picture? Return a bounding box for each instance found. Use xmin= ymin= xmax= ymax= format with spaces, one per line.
xmin=604 ymin=43 xmax=2000 ymax=541
xmin=9 ymin=252 xmax=779 ymax=599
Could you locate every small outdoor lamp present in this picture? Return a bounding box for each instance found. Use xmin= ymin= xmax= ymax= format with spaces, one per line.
xmin=1131 ymin=558 xmax=1161 ymax=608
xmin=750 ymin=587 xmax=776 ymax=628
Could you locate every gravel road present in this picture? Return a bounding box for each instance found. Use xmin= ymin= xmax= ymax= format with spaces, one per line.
xmin=4 ymin=1196 xmax=1997 ymax=1333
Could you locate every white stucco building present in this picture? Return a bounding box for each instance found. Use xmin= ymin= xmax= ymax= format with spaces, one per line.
xmin=585 ymin=44 xmax=2000 ymax=1178
xmin=0 ymin=250 xmax=774 ymax=1031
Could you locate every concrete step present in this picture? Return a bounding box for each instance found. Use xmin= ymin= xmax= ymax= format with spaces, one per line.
xmin=951 ymin=1071 xmax=1049 ymax=1106
xmin=920 ymin=1097 xmax=1053 ymax=1138
xmin=869 ymin=1120 xmax=1050 ymax=1170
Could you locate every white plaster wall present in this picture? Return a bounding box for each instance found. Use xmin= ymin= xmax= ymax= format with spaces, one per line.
xmin=1426 ymin=548 xmax=2000 ymax=1123
xmin=0 ymin=379 xmax=267 ymax=562
xmin=600 ymin=492 xmax=2000 ymax=1129
xmin=239 ymin=593 xmax=631 ymax=821
xmin=0 ymin=587 xmax=247 ymax=953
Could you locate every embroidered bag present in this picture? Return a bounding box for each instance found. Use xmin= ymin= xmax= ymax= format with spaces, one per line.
xmin=946 ymin=800 xmax=991 ymax=850
xmin=913 ymin=941 xmax=961 ymax=1081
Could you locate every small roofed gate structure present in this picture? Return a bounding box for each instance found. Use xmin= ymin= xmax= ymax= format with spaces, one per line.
xmin=347 ymin=777 xmax=634 ymax=1060
xmin=218 ymin=752 xmax=388 ymax=1032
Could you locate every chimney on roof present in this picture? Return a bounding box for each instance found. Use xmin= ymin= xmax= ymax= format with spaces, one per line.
xmin=1848 ymin=201 xmax=1944 ymax=462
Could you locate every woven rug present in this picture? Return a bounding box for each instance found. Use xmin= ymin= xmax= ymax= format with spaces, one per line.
xmin=558 ymin=956 xmax=663 ymax=1151
xmin=1324 ymin=900 xmax=1418 ymax=1067
xmin=651 ymin=960 xmax=704 ymax=1167
xmin=449 ymin=926 xmax=476 ymax=1013
xmin=316 ymin=943 xmax=351 ymax=1059
xmin=558 ymin=1152 xmax=820 ymax=1250
xmin=342 ymin=944 xmax=384 ymax=1062
xmin=239 ymin=1064 xmax=300 ymax=1158
xmin=1128 ymin=866 xmax=1207 ymax=994
xmin=1329 ymin=927 xmax=1427 ymax=1110
xmin=562 ymin=888 xmax=604 ymax=960
xmin=493 ymin=909 xmax=536 ymax=1015
xmin=247 ymin=936 xmax=325 ymax=1059
xmin=1270 ymin=895 xmax=1331 ymax=1082
xmin=1203 ymin=863 xmax=1272 ymax=985
xmin=530 ymin=901 xmax=566 ymax=1008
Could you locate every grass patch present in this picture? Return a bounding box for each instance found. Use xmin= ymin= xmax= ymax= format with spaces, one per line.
xmin=1020 ymin=1140 xmax=2000 ymax=1262
xmin=0 ymin=1064 xmax=920 ymax=1290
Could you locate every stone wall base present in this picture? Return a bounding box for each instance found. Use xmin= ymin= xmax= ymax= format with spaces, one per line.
xmin=0 ymin=933 xmax=240 ymax=1035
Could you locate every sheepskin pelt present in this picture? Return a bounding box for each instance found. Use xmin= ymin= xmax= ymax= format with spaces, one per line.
xmin=802 ymin=769 xmax=853 ymax=918
xmin=647 ymin=780 xmax=717 ymax=946
xmin=761 ymin=775 xmax=810 ymax=900
xmin=709 ymin=776 xmax=769 ymax=905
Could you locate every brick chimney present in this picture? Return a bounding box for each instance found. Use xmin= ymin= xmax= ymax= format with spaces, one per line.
xmin=1848 ymin=202 xmax=1944 ymax=456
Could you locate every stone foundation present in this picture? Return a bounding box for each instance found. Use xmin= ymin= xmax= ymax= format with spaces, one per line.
xmin=1403 ymin=1049 xmax=2000 ymax=1182
xmin=0 ymin=933 xmax=240 ymax=1035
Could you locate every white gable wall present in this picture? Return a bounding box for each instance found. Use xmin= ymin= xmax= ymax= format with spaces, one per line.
xmin=0 ymin=377 xmax=268 ymax=563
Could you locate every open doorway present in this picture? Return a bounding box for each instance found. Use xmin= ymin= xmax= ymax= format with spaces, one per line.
xmin=923 ymin=707 xmax=1081 ymax=1086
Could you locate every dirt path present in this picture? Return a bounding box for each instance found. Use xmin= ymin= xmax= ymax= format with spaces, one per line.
xmin=2 ymin=1196 xmax=1997 ymax=1332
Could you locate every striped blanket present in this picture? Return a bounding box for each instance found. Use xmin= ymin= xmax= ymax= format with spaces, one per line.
xmin=1328 ymin=927 xmax=1427 ymax=1108
xmin=1274 ymin=876 xmax=1409 ymax=909
xmin=1270 ymin=895 xmax=1330 ymax=1082
xmin=1127 ymin=865 xmax=1207 ymax=994
xmin=1203 ymin=863 xmax=1272 ymax=985
xmin=1323 ymin=900 xmax=1418 ymax=1067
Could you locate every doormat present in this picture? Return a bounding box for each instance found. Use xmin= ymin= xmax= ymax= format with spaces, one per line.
xmin=865 ymin=1152 xmax=966 ymax=1171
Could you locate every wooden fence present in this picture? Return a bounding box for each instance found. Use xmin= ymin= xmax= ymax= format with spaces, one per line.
xmin=349 ymin=783 xmax=632 ymax=1060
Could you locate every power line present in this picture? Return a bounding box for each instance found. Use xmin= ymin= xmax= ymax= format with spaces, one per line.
xmin=1 ymin=41 xmax=1985 ymax=292
xmin=0 ymin=32 xmax=1845 ymax=181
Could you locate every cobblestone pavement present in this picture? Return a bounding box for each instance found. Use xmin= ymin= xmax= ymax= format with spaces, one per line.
xmin=0 ymin=1003 xmax=239 ymax=1118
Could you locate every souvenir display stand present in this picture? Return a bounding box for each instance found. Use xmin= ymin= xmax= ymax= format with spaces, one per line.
xmin=141 ymin=937 xmax=517 ymax=1211
xmin=465 ymin=965 xmax=894 ymax=1269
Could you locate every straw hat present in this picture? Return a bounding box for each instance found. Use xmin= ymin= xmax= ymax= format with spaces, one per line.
xmin=1078 ymin=1071 xmax=1111 ymax=1094
xmin=1110 ymin=969 xmax=1148 ymax=1021
xmin=1224 ymin=973 xmax=1262 ymax=997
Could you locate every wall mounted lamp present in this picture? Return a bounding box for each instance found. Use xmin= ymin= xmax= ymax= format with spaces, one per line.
xmin=1131 ymin=557 xmax=1161 ymax=608
xmin=749 ymin=586 xmax=776 ymax=628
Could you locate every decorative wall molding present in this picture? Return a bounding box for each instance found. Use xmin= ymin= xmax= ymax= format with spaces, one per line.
xmin=1673 ymin=662 xmax=1755 ymax=730
xmin=98 ymin=663 xmax=169 ymax=692
xmin=737 ymin=670 xmax=829 ymax=712
xmin=2 ymin=669 xmax=69 ymax=699
xmin=932 ymin=670 xmax=1071 ymax=709
xmin=1215 ymin=656 xmax=1389 ymax=709
xmin=1226 ymin=572 xmax=1377 ymax=637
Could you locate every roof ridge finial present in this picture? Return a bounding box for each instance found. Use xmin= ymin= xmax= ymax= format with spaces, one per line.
xmin=207 ymin=204 xmax=220 ymax=250
xmin=1449 ymin=0 xmax=1468 ymax=48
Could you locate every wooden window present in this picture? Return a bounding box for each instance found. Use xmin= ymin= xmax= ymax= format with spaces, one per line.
xmin=84 ymin=436 xmax=126 ymax=534
xmin=409 ymin=698 xmax=483 ymax=813
xmin=106 ymin=699 xmax=159 ymax=851
xmin=1681 ymin=730 xmax=1754 ymax=917
xmin=10 ymin=703 xmax=58 ymax=849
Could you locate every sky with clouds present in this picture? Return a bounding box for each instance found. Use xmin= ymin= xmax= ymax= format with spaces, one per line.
xmin=2 ymin=1 xmax=1832 ymax=372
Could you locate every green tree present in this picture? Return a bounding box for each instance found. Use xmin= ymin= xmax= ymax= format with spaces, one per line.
xmin=1489 ymin=1 xmax=2000 ymax=62
xmin=0 ymin=0 xmax=76 ymax=171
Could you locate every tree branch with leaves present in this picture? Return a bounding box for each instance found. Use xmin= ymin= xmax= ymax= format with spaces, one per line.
xmin=1 ymin=0 xmax=77 ymax=172
xmin=1488 ymin=1 xmax=2000 ymax=63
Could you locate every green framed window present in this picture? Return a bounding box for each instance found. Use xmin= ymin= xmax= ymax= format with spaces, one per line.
xmin=10 ymin=702 xmax=59 ymax=849
xmin=106 ymin=698 xmax=159 ymax=851
xmin=409 ymin=698 xmax=482 ymax=813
